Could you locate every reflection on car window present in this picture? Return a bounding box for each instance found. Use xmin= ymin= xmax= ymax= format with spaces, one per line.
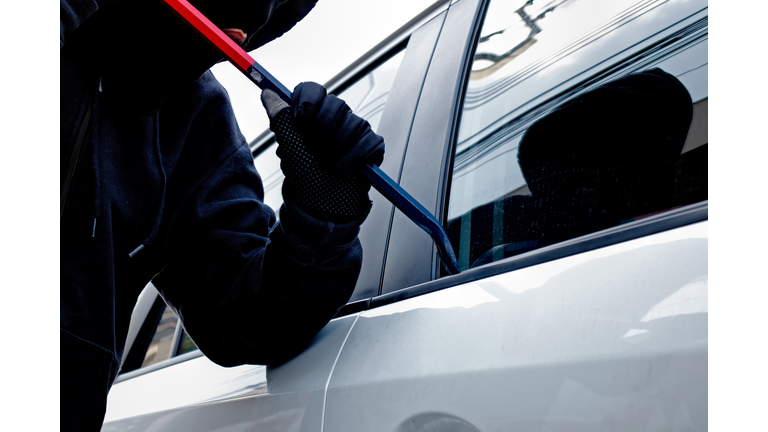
xmin=253 ymin=49 xmax=407 ymax=214
xmin=141 ymin=304 xmax=180 ymax=368
xmin=177 ymin=330 xmax=198 ymax=356
xmin=445 ymin=0 xmax=707 ymax=272
xmin=138 ymin=304 xmax=199 ymax=370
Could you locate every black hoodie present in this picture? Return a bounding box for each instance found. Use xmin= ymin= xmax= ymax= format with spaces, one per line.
xmin=60 ymin=1 xmax=365 ymax=429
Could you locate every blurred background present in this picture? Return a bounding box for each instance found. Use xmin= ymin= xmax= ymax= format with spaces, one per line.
xmin=211 ymin=0 xmax=439 ymax=142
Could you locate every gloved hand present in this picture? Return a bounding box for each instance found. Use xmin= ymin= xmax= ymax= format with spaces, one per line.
xmin=261 ymin=85 xmax=384 ymax=223
xmin=290 ymin=82 xmax=385 ymax=175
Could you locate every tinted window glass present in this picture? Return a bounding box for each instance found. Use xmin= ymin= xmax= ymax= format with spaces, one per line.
xmin=138 ymin=304 xmax=199 ymax=368
xmin=253 ymin=49 xmax=407 ymax=214
xmin=177 ymin=330 xmax=198 ymax=356
xmin=446 ymin=0 xmax=707 ymax=272
xmin=140 ymin=304 xmax=180 ymax=368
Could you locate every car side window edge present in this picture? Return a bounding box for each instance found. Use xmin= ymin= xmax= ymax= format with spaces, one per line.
xmin=372 ymin=201 xmax=707 ymax=313
xmin=441 ymin=0 xmax=707 ymax=275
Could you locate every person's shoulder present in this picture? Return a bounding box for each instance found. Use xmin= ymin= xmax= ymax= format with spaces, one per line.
xmin=190 ymin=70 xmax=229 ymax=99
xmin=170 ymin=70 xmax=235 ymax=118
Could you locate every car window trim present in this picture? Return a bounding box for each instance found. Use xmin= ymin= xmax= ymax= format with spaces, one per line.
xmin=380 ymin=0 xmax=488 ymax=293
xmin=343 ymin=201 xmax=707 ymax=316
xmin=114 ymin=349 xmax=205 ymax=384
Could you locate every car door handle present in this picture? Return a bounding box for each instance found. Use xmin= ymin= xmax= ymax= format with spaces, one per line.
xmin=159 ymin=0 xmax=461 ymax=275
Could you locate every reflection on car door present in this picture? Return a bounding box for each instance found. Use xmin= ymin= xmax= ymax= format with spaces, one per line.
xmin=325 ymin=222 xmax=707 ymax=431
xmin=102 ymin=315 xmax=357 ymax=431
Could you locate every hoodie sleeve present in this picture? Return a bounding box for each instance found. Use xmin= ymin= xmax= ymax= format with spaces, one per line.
xmin=60 ymin=0 xmax=108 ymax=47
xmin=150 ymin=72 xmax=362 ymax=367
xmin=61 ymin=0 xmax=95 ymax=47
xmin=61 ymin=0 xmax=137 ymax=47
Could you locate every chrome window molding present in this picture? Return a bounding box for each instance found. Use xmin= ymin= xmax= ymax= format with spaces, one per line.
xmin=350 ymin=200 xmax=707 ymax=315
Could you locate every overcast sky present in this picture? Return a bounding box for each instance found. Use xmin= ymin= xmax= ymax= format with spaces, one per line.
xmin=211 ymin=0 xmax=439 ymax=142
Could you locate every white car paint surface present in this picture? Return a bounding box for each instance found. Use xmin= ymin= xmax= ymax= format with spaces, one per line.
xmin=325 ymin=222 xmax=707 ymax=431
xmin=102 ymin=314 xmax=358 ymax=431
xmin=102 ymin=222 xmax=707 ymax=431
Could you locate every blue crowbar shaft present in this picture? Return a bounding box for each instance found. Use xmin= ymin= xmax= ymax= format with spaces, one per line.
xmin=160 ymin=0 xmax=461 ymax=275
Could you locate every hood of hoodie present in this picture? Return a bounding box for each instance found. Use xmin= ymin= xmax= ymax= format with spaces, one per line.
xmin=68 ymin=0 xmax=317 ymax=116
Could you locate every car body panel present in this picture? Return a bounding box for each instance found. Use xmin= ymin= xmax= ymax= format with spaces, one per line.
xmin=103 ymin=314 xmax=358 ymax=431
xmin=326 ymin=221 xmax=707 ymax=431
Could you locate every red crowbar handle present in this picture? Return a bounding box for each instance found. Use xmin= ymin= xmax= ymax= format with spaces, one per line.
xmin=159 ymin=0 xmax=461 ymax=275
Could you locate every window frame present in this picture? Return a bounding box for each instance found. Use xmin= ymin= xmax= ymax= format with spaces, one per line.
xmin=372 ymin=201 xmax=707 ymax=311
xmin=381 ymin=0 xmax=489 ymax=293
xmin=117 ymin=285 xmax=206 ymax=382
xmin=381 ymin=0 xmax=708 ymax=293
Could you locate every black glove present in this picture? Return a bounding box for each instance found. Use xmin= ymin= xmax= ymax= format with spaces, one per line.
xmin=290 ymin=82 xmax=385 ymax=176
xmin=261 ymin=88 xmax=383 ymax=223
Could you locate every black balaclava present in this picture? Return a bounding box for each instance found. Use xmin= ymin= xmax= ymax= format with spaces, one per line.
xmin=70 ymin=0 xmax=317 ymax=116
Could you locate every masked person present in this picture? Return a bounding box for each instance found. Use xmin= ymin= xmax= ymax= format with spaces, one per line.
xmin=60 ymin=0 xmax=384 ymax=429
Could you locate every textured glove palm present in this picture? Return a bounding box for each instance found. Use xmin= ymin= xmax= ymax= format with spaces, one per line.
xmin=261 ymin=85 xmax=384 ymax=223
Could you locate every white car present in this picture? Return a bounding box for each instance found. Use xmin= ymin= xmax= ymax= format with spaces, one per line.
xmin=103 ymin=0 xmax=708 ymax=429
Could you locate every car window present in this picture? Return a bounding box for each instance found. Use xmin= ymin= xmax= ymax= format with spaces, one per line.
xmin=140 ymin=303 xmax=180 ymax=368
xmin=137 ymin=302 xmax=200 ymax=368
xmin=444 ymin=0 xmax=707 ymax=272
xmin=176 ymin=330 xmax=198 ymax=356
xmin=253 ymin=49 xmax=407 ymax=214
xmin=120 ymin=291 xmax=200 ymax=376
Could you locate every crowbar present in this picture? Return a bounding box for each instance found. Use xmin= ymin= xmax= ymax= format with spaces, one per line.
xmin=159 ymin=0 xmax=461 ymax=275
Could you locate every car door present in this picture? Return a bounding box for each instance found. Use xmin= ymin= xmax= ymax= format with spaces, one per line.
xmin=100 ymin=3 xmax=450 ymax=430
xmin=323 ymin=0 xmax=708 ymax=429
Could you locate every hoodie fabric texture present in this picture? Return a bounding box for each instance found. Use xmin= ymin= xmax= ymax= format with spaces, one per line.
xmin=61 ymin=1 xmax=362 ymax=430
